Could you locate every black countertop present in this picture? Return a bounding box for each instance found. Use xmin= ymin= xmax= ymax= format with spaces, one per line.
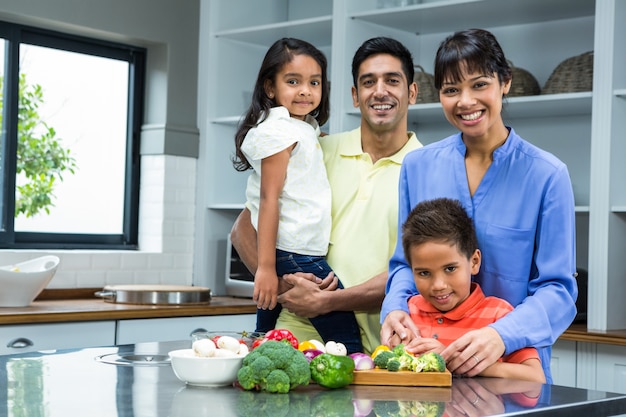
xmin=1 ymin=340 xmax=625 ymax=417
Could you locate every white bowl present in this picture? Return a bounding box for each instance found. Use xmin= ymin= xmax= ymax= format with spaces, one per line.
xmin=0 ymin=256 xmax=60 ymax=307
xmin=168 ymin=348 xmax=244 ymax=387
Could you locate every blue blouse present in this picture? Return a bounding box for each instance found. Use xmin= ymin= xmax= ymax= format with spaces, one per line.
xmin=382 ymin=128 xmax=578 ymax=383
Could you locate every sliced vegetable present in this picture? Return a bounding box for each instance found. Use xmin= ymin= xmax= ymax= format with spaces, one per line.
xmin=371 ymin=345 xmax=390 ymax=359
xmin=298 ymin=340 xmax=318 ymax=352
xmin=325 ymin=341 xmax=347 ymax=356
xmin=308 ymin=339 xmax=326 ymax=352
xmin=349 ymin=352 xmax=375 ymax=370
xmin=264 ymin=329 xmax=299 ymax=349
xmin=302 ymin=349 xmax=324 ymax=362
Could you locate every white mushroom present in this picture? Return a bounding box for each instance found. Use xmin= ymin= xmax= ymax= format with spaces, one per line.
xmin=192 ymin=338 xmax=216 ymax=357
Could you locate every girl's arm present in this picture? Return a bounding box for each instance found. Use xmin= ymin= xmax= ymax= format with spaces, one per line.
xmin=479 ymin=357 xmax=545 ymax=383
xmin=254 ymin=146 xmax=293 ymax=310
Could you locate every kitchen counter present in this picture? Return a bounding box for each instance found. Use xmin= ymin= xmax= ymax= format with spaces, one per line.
xmin=1 ymin=340 xmax=625 ymax=417
xmin=0 ymin=290 xmax=625 ymax=348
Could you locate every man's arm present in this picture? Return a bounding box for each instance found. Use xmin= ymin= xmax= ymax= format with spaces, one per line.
xmin=230 ymin=208 xmax=258 ymax=274
xmin=277 ymin=270 xmax=387 ymax=318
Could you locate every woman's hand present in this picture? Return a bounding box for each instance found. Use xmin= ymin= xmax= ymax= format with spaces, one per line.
xmin=380 ymin=310 xmax=421 ymax=347
xmin=445 ymin=377 xmax=504 ymax=417
xmin=441 ymin=327 xmax=505 ymax=376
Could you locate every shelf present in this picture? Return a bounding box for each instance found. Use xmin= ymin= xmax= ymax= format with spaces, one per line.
xmin=615 ymin=89 xmax=626 ymax=98
xmin=214 ymin=15 xmax=333 ymax=46
xmin=208 ymin=203 xmax=245 ymax=210
xmin=212 ymin=116 xmax=242 ymax=126
xmin=576 ymin=206 xmax=590 ymax=213
xmin=350 ymin=0 xmax=595 ymax=35
xmin=612 ymin=206 xmax=626 ymax=213
xmin=346 ymin=92 xmax=592 ymax=124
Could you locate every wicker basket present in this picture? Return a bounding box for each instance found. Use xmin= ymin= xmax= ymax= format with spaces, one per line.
xmin=507 ymin=61 xmax=540 ymax=97
xmin=542 ymin=51 xmax=593 ymax=94
xmin=414 ymin=65 xmax=439 ymax=103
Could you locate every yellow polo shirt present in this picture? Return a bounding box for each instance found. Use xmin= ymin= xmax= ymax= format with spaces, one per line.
xmin=276 ymin=127 xmax=422 ymax=353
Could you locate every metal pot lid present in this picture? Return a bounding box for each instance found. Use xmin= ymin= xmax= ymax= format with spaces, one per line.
xmin=95 ymin=284 xmax=212 ymax=305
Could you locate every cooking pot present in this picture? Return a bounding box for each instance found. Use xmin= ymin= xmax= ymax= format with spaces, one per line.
xmin=95 ymin=284 xmax=211 ymax=305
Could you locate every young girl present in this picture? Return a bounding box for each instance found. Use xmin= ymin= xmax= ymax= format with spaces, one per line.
xmin=233 ymin=38 xmax=362 ymax=353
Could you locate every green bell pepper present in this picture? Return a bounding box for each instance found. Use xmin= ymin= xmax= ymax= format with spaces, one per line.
xmin=310 ymin=353 xmax=355 ymax=389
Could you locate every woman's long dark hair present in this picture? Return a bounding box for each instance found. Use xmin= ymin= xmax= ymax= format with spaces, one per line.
xmin=232 ymin=38 xmax=330 ymax=172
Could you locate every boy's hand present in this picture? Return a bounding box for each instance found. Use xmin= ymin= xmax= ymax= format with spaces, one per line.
xmin=404 ymin=337 xmax=445 ymax=356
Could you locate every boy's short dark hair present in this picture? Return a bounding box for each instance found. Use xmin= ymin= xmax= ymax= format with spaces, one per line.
xmin=402 ymin=198 xmax=478 ymax=263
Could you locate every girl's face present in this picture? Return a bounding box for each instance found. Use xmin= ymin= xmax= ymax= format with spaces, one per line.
xmin=439 ymin=66 xmax=511 ymax=143
xmin=265 ymin=54 xmax=323 ymax=121
xmin=409 ymin=241 xmax=481 ymax=313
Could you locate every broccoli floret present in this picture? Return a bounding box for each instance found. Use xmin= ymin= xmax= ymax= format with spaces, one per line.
xmin=373 ymin=350 xmax=396 ymax=369
xmin=237 ymin=340 xmax=311 ymax=393
xmin=387 ymin=353 xmax=416 ymax=372
xmin=392 ymin=343 xmax=407 ymax=357
xmin=265 ymin=369 xmax=291 ymax=393
xmin=414 ymin=352 xmax=446 ymax=373
xmin=283 ymin=353 xmax=312 ymax=388
xmin=372 ymin=400 xmax=401 ymax=417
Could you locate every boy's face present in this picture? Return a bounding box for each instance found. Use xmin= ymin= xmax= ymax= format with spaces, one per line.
xmin=409 ymin=241 xmax=481 ymax=312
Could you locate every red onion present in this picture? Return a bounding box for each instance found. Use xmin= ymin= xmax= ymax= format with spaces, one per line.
xmin=302 ymin=349 xmax=324 ymax=362
xmin=349 ymin=352 xmax=375 ymax=370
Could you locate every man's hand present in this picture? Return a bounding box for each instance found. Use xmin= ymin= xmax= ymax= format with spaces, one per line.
xmin=276 ymin=272 xmax=337 ymax=317
xmin=441 ymin=327 xmax=505 ymax=377
xmin=380 ymin=310 xmax=421 ymax=348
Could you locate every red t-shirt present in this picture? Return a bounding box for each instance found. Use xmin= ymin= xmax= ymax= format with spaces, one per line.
xmin=408 ymin=283 xmax=539 ymax=364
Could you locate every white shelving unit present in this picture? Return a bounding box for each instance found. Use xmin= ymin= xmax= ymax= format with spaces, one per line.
xmin=196 ymin=0 xmax=625 ymax=335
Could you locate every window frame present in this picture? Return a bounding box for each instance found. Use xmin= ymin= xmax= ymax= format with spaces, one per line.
xmin=0 ymin=21 xmax=145 ymax=249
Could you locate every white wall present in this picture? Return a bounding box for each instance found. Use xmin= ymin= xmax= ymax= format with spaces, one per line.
xmin=0 ymin=0 xmax=202 ymax=289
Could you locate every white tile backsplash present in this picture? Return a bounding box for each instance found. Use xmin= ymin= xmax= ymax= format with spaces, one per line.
xmin=0 ymin=154 xmax=197 ymax=289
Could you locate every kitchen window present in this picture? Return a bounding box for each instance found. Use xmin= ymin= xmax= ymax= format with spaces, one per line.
xmin=0 ymin=21 xmax=145 ymax=249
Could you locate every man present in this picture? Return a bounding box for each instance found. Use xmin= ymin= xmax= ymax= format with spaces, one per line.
xmin=230 ymin=37 xmax=422 ymax=354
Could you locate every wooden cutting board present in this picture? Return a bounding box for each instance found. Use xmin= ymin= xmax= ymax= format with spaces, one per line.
xmin=351 ymin=368 xmax=452 ymax=387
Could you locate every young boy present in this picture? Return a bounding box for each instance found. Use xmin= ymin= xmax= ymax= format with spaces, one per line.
xmin=401 ymin=198 xmax=545 ymax=383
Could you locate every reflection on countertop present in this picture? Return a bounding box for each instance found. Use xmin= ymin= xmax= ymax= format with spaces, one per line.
xmin=1 ymin=340 xmax=626 ymax=417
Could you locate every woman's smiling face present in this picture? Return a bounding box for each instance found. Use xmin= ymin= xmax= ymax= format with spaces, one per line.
xmin=439 ymin=66 xmax=511 ymax=142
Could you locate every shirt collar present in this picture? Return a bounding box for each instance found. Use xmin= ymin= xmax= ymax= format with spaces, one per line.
xmin=454 ymin=127 xmax=518 ymax=161
xmin=413 ymin=282 xmax=484 ymax=320
xmin=338 ymin=127 xmax=420 ymax=164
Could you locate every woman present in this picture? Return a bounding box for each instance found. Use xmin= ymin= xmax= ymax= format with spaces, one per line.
xmin=380 ymin=28 xmax=577 ymax=384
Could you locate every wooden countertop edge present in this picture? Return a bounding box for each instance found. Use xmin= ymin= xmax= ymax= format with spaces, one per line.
xmin=2 ymin=290 xmax=626 ymax=347
xmin=0 ymin=289 xmax=257 ymax=325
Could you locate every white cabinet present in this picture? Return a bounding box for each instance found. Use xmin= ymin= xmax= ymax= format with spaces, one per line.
xmin=115 ymin=314 xmax=256 ymax=345
xmin=196 ymin=0 xmax=625 ymax=331
xmin=596 ymin=344 xmax=626 ymax=395
xmin=0 ymin=321 xmax=116 ymax=355
xmin=551 ymin=339 xmax=577 ymax=387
